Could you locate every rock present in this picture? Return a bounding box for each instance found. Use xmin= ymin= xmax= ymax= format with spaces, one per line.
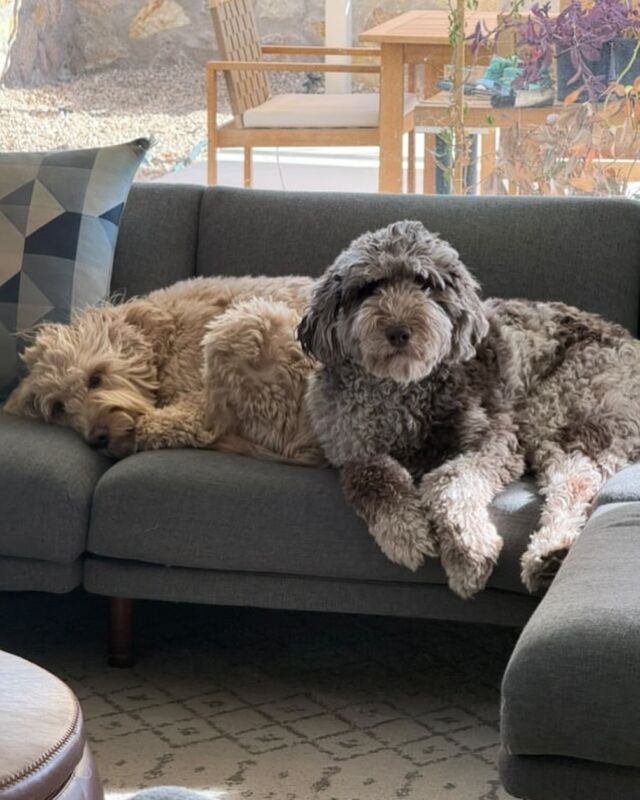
xmin=0 ymin=0 xmax=454 ymax=89
xmin=129 ymin=0 xmax=190 ymax=40
xmin=1 ymin=0 xmax=214 ymax=86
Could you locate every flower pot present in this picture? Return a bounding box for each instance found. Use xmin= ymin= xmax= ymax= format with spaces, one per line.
xmin=555 ymin=42 xmax=612 ymax=102
xmin=610 ymin=37 xmax=640 ymax=86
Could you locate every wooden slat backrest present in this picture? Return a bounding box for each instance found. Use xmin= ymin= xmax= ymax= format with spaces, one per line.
xmin=209 ymin=0 xmax=271 ymax=117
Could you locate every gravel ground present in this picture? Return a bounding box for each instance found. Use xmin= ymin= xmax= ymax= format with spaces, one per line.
xmin=0 ymin=58 xmax=313 ymax=179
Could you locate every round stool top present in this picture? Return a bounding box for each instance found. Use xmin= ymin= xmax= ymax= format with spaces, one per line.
xmin=0 ymin=650 xmax=85 ymax=800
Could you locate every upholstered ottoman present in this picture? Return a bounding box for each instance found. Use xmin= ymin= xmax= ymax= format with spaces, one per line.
xmin=0 ymin=650 xmax=103 ymax=800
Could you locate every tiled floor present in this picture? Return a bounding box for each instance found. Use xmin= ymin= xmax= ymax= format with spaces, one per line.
xmin=0 ymin=590 xmax=518 ymax=800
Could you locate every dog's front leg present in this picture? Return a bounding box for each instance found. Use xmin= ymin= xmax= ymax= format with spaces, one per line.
xmin=342 ymin=455 xmax=438 ymax=571
xmin=134 ymin=397 xmax=215 ymax=452
xmin=520 ymin=449 xmax=617 ymax=593
xmin=419 ymin=436 xmax=524 ymax=598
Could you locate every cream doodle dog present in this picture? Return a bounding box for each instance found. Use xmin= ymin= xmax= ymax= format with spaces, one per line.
xmin=5 ymin=276 xmax=324 ymax=466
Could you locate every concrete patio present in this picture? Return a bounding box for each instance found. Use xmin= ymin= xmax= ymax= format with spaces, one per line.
xmin=154 ymin=142 xmax=427 ymax=192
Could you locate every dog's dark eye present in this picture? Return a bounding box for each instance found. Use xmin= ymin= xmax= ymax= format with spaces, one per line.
xmin=414 ymin=275 xmax=432 ymax=291
xmin=352 ymin=279 xmax=386 ymax=306
xmin=51 ymin=401 xmax=65 ymax=418
xmin=88 ymin=373 xmax=102 ymax=389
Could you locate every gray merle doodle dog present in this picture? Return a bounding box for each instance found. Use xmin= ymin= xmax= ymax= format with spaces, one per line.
xmin=298 ymin=220 xmax=640 ymax=598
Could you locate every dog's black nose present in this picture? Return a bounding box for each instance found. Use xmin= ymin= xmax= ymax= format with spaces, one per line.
xmin=386 ymin=325 xmax=411 ymax=349
xmin=89 ymin=427 xmax=110 ymax=450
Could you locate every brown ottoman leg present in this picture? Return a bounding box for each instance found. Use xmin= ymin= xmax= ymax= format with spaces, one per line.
xmin=109 ymin=596 xmax=134 ymax=668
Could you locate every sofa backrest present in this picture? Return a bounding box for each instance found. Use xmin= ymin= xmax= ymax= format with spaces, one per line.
xmin=113 ymin=184 xmax=640 ymax=334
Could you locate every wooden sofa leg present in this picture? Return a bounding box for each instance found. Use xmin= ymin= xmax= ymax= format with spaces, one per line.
xmin=108 ymin=597 xmax=134 ymax=668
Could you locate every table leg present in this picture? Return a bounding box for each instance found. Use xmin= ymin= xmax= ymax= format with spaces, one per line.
xmin=423 ymin=133 xmax=437 ymax=194
xmin=407 ymin=64 xmax=417 ymax=193
xmin=379 ymin=43 xmax=405 ymax=193
xmin=480 ymin=130 xmax=497 ymax=194
xmin=421 ymin=60 xmax=441 ymax=194
xmin=207 ymin=66 xmax=218 ymax=186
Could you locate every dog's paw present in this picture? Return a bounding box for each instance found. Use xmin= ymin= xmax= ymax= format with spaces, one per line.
xmin=438 ymin=524 xmax=503 ymax=599
xmin=371 ymin=503 xmax=437 ymax=571
xmin=521 ymin=539 xmax=570 ymax=593
xmin=132 ymin=413 xmax=162 ymax=452
xmin=107 ymin=417 xmax=138 ymax=459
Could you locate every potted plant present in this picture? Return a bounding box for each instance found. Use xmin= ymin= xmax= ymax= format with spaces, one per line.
xmin=470 ymin=0 xmax=640 ymax=102
xmin=485 ymin=78 xmax=640 ymax=196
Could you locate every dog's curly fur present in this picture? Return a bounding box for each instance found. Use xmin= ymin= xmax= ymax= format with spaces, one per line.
xmin=298 ymin=220 xmax=640 ymax=597
xmin=4 ymin=275 xmax=324 ymax=466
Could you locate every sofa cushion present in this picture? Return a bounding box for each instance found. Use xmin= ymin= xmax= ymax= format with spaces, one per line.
xmin=0 ymin=139 xmax=149 ymax=401
xmin=110 ymin=183 xmax=203 ymax=298
xmin=501 ymin=501 xmax=640 ymax=770
xmin=499 ymin=752 xmax=640 ymax=800
xmin=0 ymin=556 xmax=82 ymax=593
xmin=0 ymin=414 xmax=110 ymax=564
xmin=196 ymin=188 xmax=640 ymax=337
xmin=88 ymin=450 xmax=542 ymax=595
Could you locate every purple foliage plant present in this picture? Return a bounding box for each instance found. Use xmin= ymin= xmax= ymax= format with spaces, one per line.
xmin=469 ymin=0 xmax=640 ymax=100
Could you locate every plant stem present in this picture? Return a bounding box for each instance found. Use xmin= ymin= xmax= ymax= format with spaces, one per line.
xmin=450 ymin=0 xmax=467 ymax=194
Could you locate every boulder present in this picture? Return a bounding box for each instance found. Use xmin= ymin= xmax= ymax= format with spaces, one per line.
xmin=0 ymin=0 xmax=328 ymax=87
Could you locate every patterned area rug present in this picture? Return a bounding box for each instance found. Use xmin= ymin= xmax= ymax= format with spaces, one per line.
xmin=0 ymin=591 xmax=520 ymax=800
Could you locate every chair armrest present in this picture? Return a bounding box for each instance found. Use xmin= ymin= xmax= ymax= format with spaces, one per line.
xmin=261 ymin=45 xmax=381 ymax=58
xmin=207 ymin=60 xmax=380 ymax=74
xmin=501 ymin=501 xmax=640 ymax=773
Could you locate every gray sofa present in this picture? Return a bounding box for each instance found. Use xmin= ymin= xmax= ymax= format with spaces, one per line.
xmin=2 ymin=184 xmax=640 ymax=800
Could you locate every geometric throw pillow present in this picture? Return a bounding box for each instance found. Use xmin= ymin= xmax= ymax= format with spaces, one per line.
xmin=0 ymin=138 xmax=150 ymax=402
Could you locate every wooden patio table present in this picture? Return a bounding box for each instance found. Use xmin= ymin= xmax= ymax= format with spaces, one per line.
xmin=360 ymin=9 xmax=498 ymax=193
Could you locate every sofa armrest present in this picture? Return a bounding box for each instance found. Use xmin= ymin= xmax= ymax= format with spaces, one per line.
xmin=501 ymin=501 xmax=640 ymax=770
xmin=0 ymin=412 xmax=110 ymax=565
xmin=594 ymin=463 xmax=640 ymax=507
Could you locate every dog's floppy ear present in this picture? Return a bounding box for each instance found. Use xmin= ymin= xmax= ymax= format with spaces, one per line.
xmin=427 ymin=237 xmax=488 ymax=362
xmin=297 ymin=267 xmax=343 ymax=362
xmin=119 ymin=300 xmax=175 ymax=360
xmin=122 ymin=300 xmax=173 ymax=337
xmin=19 ymin=323 xmax=62 ymax=369
xmin=3 ymin=379 xmax=38 ymax=418
xmin=4 ymin=324 xmax=63 ymax=417
xmin=448 ymin=277 xmax=489 ymax=361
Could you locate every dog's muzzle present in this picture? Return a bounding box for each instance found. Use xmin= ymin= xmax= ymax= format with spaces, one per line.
xmin=87 ymin=426 xmax=110 ymax=450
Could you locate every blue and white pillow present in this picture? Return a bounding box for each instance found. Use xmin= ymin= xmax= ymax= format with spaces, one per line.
xmin=0 ymin=138 xmax=150 ymax=401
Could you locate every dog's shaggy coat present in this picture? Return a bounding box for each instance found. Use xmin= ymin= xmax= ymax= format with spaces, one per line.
xmin=298 ymin=220 xmax=640 ymax=597
xmin=5 ymin=276 xmax=324 ymax=466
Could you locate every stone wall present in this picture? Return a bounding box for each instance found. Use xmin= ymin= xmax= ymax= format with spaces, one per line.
xmin=0 ymin=0 xmax=497 ymax=88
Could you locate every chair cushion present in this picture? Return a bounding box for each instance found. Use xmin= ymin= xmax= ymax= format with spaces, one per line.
xmin=0 ymin=413 xmax=110 ymax=564
xmin=88 ymin=450 xmax=542 ymax=595
xmin=242 ymin=92 xmax=416 ymax=128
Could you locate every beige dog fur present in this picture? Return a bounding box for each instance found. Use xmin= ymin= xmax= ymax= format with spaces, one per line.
xmin=5 ymin=276 xmax=324 ymax=466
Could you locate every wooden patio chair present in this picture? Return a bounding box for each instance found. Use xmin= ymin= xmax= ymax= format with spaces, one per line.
xmin=207 ymin=0 xmax=417 ymax=190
